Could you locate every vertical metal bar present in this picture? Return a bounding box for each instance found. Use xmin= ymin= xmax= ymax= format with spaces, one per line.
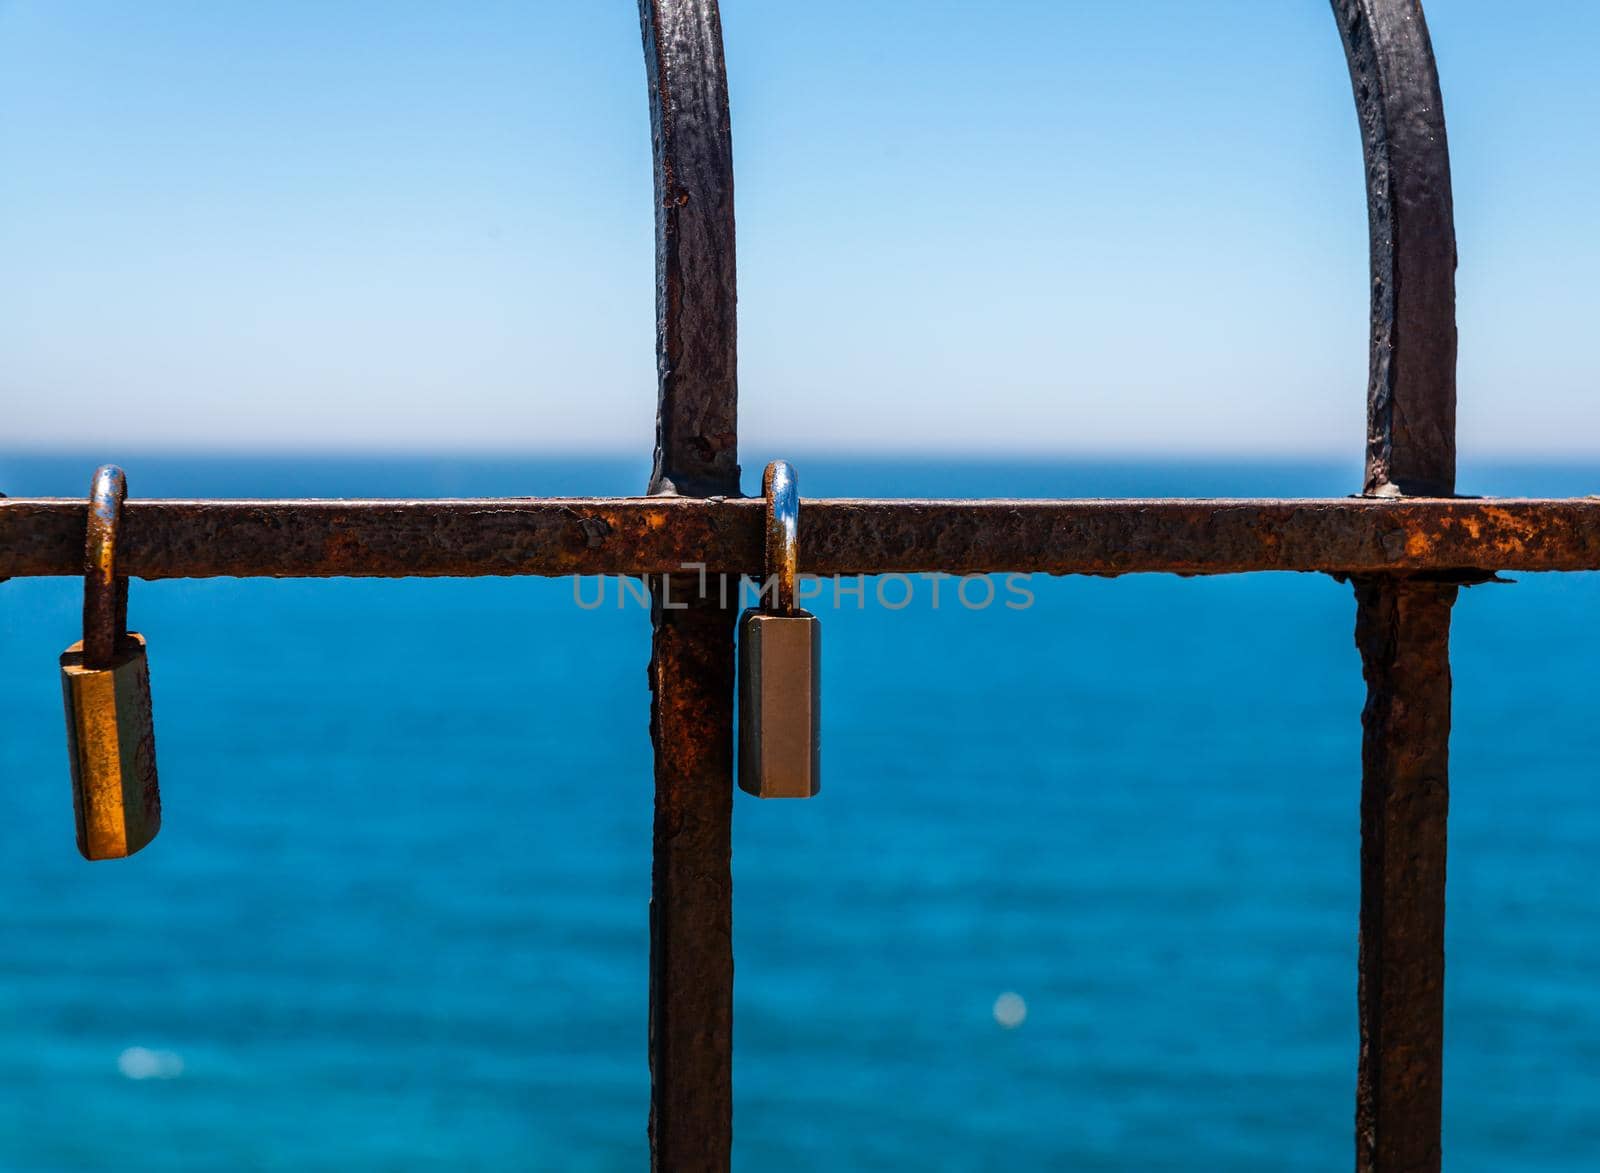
xmin=639 ymin=1 xmax=740 ymax=1168
xmin=1333 ymin=2 xmax=1457 ymax=1168
xmin=1351 ymin=576 xmax=1455 ymax=1172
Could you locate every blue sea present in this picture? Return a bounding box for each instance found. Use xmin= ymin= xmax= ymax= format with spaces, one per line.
xmin=3 ymin=454 xmax=1599 ymax=1171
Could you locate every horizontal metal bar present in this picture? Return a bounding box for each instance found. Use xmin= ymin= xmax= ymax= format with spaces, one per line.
xmin=3 ymin=496 xmax=1600 ymax=580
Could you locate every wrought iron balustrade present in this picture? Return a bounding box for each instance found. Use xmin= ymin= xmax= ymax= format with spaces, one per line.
xmin=1 ymin=3 xmax=1583 ymax=1169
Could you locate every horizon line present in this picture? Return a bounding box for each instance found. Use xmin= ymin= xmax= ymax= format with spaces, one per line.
xmin=6 ymin=446 xmax=1600 ymax=464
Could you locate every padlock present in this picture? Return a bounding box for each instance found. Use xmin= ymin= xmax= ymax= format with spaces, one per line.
xmin=60 ymin=465 xmax=161 ymax=860
xmin=738 ymin=460 xmax=821 ymax=798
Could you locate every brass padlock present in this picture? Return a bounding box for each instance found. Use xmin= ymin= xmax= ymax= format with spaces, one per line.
xmin=60 ymin=465 xmax=161 ymax=860
xmin=738 ymin=460 xmax=821 ymax=798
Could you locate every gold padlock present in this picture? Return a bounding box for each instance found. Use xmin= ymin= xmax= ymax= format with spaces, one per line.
xmin=738 ymin=460 xmax=821 ymax=799
xmin=60 ymin=465 xmax=161 ymax=860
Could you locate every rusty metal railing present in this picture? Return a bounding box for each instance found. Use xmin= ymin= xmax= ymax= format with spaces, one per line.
xmin=0 ymin=2 xmax=1586 ymax=1168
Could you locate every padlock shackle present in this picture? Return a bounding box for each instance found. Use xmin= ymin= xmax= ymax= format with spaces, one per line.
xmin=83 ymin=465 xmax=130 ymax=669
xmin=762 ymin=460 xmax=799 ymax=615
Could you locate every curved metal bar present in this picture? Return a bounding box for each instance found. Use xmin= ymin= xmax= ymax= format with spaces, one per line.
xmin=1333 ymin=5 xmax=1458 ymax=1171
xmin=1333 ymin=0 xmax=1458 ymax=498
xmin=642 ymin=0 xmax=740 ymax=499
xmin=638 ymin=1 xmax=739 ymax=1167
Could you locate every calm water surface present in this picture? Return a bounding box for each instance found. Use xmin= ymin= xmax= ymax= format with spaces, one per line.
xmin=2 ymin=454 xmax=1598 ymax=1171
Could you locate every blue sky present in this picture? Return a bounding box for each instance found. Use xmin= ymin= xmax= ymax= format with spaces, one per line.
xmin=1 ymin=1 xmax=1595 ymax=456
